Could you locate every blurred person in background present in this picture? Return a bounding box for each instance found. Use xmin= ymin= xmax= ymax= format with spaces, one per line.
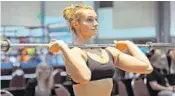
xmin=166 ymin=49 xmax=175 ymax=86
xmin=168 ymin=49 xmax=175 ymax=74
xmin=28 ymin=48 xmax=42 ymax=64
xmin=49 ymin=4 xmax=153 ymax=96
xmin=1 ymin=54 xmax=13 ymax=69
xmin=146 ymin=49 xmax=175 ymax=96
xmin=18 ymin=48 xmax=30 ymax=63
xmin=18 ymin=37 xmax=30 ymax=63
xmin=24 ymin=63 xmax=58 ymax=96
xmin=1 ymin=54 xmax=9 ymax=63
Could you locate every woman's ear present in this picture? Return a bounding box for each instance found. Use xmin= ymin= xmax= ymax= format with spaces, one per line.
xmin=71 ymin=20 xmax=79 ymax=29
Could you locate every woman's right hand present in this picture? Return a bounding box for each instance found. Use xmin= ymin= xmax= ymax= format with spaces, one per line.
xmin=49 ymin=40 xmax=66 ymax=53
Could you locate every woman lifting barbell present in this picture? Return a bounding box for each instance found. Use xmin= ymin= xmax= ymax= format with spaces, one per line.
xmin=49 ymin=4 xmax=153 ymax=96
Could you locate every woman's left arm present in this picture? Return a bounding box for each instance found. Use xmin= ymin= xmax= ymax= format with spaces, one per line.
xmin=106 ymin=41 xmax=153 ymax=74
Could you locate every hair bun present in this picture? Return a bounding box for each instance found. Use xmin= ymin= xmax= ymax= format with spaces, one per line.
xmin=63 ymin=4 xmax=75 ymax=21
xmin=63 ymin=4 xmax=93 ymax=22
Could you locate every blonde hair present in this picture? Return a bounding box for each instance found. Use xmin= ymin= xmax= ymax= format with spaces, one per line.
xmin=63 ymin=4 xmax=93 ymax=22
xmin=35 ymin=63 xmax=54 ymax=93
xmin=36 ymin=63 xmax=53 ymax=80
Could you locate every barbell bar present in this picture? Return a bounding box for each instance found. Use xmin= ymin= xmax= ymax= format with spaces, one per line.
xmin=1 ymin=39 xmax=175 ymax=52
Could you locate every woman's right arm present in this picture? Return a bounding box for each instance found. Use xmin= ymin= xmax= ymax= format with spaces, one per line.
xmin=49 ymin=41 xmax=91 ymax=84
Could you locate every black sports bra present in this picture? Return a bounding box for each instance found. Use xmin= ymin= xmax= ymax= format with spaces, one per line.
xmin=72 ymin=49 xmax=115 ymax=84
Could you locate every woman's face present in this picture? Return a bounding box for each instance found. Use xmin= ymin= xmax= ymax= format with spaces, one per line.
xmin=76 ymin=9 xmax=99 ymax=38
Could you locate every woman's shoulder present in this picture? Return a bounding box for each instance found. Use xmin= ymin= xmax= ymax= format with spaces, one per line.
xmin=70 ymin=47 xmax=85 ymax=55
xmin=71 ymin=47 xmax=88 ymax=61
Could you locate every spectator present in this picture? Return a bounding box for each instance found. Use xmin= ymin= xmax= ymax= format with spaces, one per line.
xmin=146 ymin=49 xmax=175 ymax=96
xmin=19 ymin=48 xmax=30 ymax=63
xmin=168 ymin=49 xmax=175 ymax=74
xmin=24 ymin=63 xmax=58 ymax=96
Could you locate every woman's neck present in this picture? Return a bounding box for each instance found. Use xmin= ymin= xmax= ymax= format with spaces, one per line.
xmin=72 ymin=30 xmax=96 ymax=44
xmin=74 ymin=37 xmax=93 ymax=44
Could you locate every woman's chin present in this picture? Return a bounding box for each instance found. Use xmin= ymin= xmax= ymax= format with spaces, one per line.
xmin=92 ymin=32 xmax=97 ymax=36
xmin=89 ymin=33 xmax=97 ymax=38
xmin=83 ymin=32 xmax=97 ymax=40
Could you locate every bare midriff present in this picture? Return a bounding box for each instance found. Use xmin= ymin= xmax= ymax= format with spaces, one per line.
xmin=73 ymin=78 xmax=113 ymax=96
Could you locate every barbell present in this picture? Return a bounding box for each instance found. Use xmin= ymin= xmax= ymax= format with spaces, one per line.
xmin=1 ymin=39 xmax=175 ymax=52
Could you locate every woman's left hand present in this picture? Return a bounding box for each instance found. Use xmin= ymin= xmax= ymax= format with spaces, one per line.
xmin=49 ymin=40 xmax=66 ymax=53
xmin=114 ymin=40 xmax=133 ymax=51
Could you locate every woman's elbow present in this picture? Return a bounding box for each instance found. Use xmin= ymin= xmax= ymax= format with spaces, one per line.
xmin=144 ymin=66 xmax=153 ymax=74
xmin=142 ymin=63 xmax=153 ymax=74
xmin=74 ymin=76 xmax=91 ymax=84
xmin=82 ymin=74 xmax=91 ymax=81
